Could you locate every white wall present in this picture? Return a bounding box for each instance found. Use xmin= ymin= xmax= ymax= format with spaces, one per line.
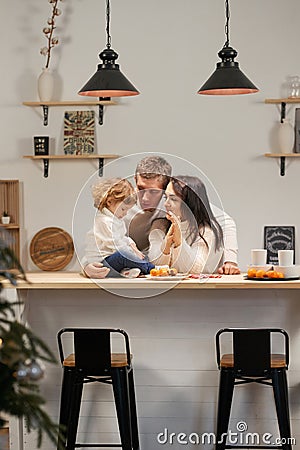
xmin=1 ymin=0 xmax=300 ymax=271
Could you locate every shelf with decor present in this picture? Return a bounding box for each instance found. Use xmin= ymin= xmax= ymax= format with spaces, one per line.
xmin=265 ymin=98 xmax=300 ymax=176
xmin=265 ymin=98 xmax=300 ymax=121
xmin=23 ymin=154 xmax=119 ymax=178
xmin=22 ymin=100 xmax=117 ymax=126
xmin=0 ymin=180 xmax=20 ymax=262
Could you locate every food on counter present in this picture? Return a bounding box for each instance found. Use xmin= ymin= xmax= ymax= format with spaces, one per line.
xmin=247 ymin=268 xmax=284 ymax=279
xmin=150 ymin=266 xmax=178 ymax=277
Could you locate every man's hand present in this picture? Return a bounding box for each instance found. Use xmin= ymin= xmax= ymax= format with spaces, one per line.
xmin=218 ymin=261 xmax=241 ymax=275
xmin=84 ymin=262 xmax=110 ymax=279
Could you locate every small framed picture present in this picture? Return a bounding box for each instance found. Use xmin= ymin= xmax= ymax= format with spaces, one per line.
xmin=264 ymin=226 xmax=295 ymax=264
xmin=33 ymin=136 xmax=49 ymax=155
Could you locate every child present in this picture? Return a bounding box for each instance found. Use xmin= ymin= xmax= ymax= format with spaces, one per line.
xmin=82 ymin=178 xmax=154 ymax=278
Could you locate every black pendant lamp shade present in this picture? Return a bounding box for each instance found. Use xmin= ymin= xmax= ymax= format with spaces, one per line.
xmin=198 ymin=0 xmax=258 ymax=95
xmin=78 ymin=0 xmax=139 ymax=97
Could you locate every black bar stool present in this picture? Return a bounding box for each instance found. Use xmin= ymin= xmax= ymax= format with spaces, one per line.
xmin=57 ymin=328 xmax=139 ymax=450
xmin=215 ymin=328 xmax=292 ymax=450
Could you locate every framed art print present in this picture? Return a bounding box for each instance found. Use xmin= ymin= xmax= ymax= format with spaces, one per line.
xmin=33 ymin=136 xmax=49 ymax=155
xmin=264 ymin=226 xmax=295 ymax=264
xmin=64 ymin=110 xmax=95 ymax=155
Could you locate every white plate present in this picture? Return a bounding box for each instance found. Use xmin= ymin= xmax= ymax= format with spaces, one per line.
xmin=145 ymin=274 xmax=188 ymax=281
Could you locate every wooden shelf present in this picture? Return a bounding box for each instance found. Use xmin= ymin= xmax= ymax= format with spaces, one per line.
xmin=23 ymin=154 xmax=119 ymax=160
xmin=264 ymin=153 xmax=300 ymax=157
xmin=22 ymin=100 xmax=117 ymax=126
xmin=0 ymin=224 xmax=19 ymax=229
xmin=23 ymin=154 xmax=119 ymax=178
xmin=22 ymin=100 xmax=117 ymax=107
xmin=265 ymin=98 xmax=300 ymax=104
xmin=265 ymin=98 xmax=300 ymax=124
xmin=0 ymin=180 xmax=20 ymax=262
xmin=264 ymin=153 xmax=300 ymax=176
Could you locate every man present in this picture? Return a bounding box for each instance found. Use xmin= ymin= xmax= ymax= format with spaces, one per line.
xmin=83 ymin=155 xmax=240 ymax=278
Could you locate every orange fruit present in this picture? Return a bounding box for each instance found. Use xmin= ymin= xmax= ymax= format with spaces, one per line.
xmin=158 ymin=268 xmax=169 ymax=276
xmin=247 ymin=268 xmax=257 ymax=278
xmin=266 ymin=270 xmax=275 ymax=278
xmin=256 ymin=270 xmax=267 ymax=278
xmin=273 ymin=271 xmax=284 ymax=279
xmin=150 ymin=268 xmax=159 ymax=276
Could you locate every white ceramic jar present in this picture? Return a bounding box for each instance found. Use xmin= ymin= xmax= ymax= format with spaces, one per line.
xmin=37 ymin=68 xmax=54 ymax=102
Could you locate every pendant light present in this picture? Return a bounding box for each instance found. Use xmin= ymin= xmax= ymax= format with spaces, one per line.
xmin=78 ymin=0 xmax=139 ymax=97
xmin=198 ymin=0 xmax=258 ymax=95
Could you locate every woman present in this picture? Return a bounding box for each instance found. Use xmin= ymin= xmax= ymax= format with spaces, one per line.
xmin=148 ymin=176 xmax=224 ymax=274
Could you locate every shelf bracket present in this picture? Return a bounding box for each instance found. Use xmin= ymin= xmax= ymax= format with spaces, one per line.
xmin=280 ymin=102 xmax=286 ymax=123
xmin=98 ymin=97 xmax=111 ymax=125
xmin=42 ymin=105 xmax=49 ymax=126
xmin=98 ymin=158 xmax=104 ymax=177
xmin=43 ymin=158 xmax=49 ymax=178
xmin=280 ymin=156 xmax=286 ymax=176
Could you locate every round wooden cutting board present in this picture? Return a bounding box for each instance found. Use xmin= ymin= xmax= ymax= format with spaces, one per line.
xmin=30 ymin=227 xmax=74 ymax=271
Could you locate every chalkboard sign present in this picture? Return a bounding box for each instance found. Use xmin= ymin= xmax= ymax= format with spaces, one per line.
xmin=264 ymin=226 xmax=295 ymax=265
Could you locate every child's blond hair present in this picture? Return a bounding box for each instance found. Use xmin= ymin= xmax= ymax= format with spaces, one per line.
xmin=92 ymin=178 xmax=136 ymax=210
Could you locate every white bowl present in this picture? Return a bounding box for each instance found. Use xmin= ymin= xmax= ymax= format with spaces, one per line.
xmin=275 ymin=265 xmax=300 ymax=278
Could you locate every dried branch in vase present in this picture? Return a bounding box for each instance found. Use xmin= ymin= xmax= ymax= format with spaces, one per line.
xmin=40 ymin=0 xmax=63 ymax=69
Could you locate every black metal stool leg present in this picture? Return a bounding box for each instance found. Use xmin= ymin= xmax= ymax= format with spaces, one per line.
xmin=57 ymin=367 xmax=76 ymax=449
xmin=216 ymin=368 xmax=235 ymax=450
xmin=112 ymin=368 xmax=133 ymax=450
xmin=66 ymin=373 xmax=84 ymax=450
xmin=272 ymin=369 xmax=292 ymax=450
xmin=128 ymin=369 xmax=140 ymax=450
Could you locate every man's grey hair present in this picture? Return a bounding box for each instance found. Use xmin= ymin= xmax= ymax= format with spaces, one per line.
xmin=135 ymin=156 xmax=172 ymax=189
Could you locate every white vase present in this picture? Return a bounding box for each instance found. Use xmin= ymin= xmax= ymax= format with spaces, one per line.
xmin=37 ymin=68 xmax=54 ymax=102
xmin=278 ymin=119 xmax=295 ymax=153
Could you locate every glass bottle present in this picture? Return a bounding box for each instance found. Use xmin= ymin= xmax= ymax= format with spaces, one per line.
xmin=288 ymin=76 xmax=300 ymax=98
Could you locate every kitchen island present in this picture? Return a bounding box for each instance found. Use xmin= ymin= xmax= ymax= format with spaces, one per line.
xmin=8 ymin=273 xmax=300 ymax=449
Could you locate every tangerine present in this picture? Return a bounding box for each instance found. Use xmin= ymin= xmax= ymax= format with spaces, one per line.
xmin=158 ymin=268 xmax=169 ymax=276
xmin=150 ymin=268 xmax=159 ymax=276
xmin=247 ymin=268 xmax=257 ymax=278
xmin=256 ymin=270 xmax=267 ymax=278
xmin=273 ymin=271 xmax=284 ymax=279
xmin=266 ymin=270 xmax=275 ymax=278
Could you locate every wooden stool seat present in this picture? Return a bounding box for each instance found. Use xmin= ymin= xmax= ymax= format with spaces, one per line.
xmin=220 ymin=353 xmax=286 ymax=369
xmin=63 ymin=352 xmax=133 ymax=368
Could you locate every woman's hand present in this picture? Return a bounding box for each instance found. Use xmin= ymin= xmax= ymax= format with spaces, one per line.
xmin=166 ymin=212 xmax=181 ymax=248
xmin=163 ymin=224 xmax=174 ymax=254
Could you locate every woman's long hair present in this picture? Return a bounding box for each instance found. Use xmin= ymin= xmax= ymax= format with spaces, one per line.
xmin=170 ymin=176 xmax=223 ymax=251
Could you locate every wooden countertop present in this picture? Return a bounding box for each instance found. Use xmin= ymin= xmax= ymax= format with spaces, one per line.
xmin=4 ymin=272 xmax=300 ymax=290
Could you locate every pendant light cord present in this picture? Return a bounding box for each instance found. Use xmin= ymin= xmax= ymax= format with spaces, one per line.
xmin=106 ymin=0 xmax=111 ymax=49
xmin=224 ymin=0 xmax=230 ymax=48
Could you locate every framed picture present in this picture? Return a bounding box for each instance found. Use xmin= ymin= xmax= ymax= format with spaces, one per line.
xmin=33 ymin=136 xmax=49 ymax=155
xmin=64 ymin=111 xmax=95 ymax=155
xmin=264 ymin=226 xmax=295 ymax=264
